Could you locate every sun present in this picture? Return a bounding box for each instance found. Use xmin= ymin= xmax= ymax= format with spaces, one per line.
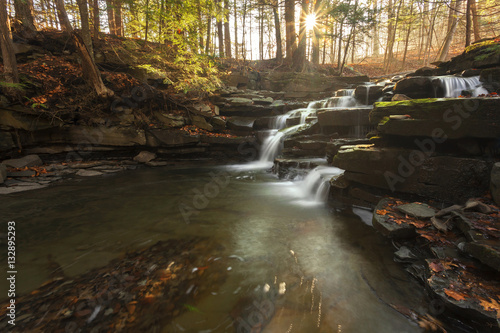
xmin=305 ymin=13 xmax=317 ymax=31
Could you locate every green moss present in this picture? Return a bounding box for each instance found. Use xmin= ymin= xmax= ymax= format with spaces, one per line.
xmin=465 ymin=40 xmax=499 ymax=53
xmin=374 ymin=98 xmax=443 ymax=109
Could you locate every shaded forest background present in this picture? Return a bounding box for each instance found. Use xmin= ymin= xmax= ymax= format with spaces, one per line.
xmin=1 ymin=0 xmax=499 ymax=100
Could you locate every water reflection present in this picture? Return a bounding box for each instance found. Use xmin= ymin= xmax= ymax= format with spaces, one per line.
xmin=1 ymin=166 xmax=423 ymax=332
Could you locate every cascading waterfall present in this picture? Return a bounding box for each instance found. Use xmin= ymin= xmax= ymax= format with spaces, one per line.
xmin=435 ymin=75 xmax=488 ymax=97
xmin=297 ymin=166 xmax=343 ymax=202
xmin=258 ymin=125 xmax=302 ymax=163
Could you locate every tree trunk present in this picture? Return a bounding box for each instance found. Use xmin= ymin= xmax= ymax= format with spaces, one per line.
xmin=234 ymin=0 xmax=238 ymax=59
xmin=14 ymin=0 xmax=37 ymax=36
xmin=206 ymin=14 xmax=211 ymax=53
xmin=272 ymin=1 xmax=282 ymax=61
xmin=76 ymin=0 xmax=94 ymax=58
xmin=470 ymin=0 xmax=480 ymax=42
xmin=259 ymin=4 xmax=263 ymax=60
xmin=224 ymin=0 xmax=231 ymax=58
xmin=0 ymin=0 xmax=20 ymax=97
xmin=401 ymin=1 xmax=415 ymax=69
xmin=144 ymin=0 xmax=150 ymax=45
xmin=312 ymin=0 xmax=322 ymax=65
xmin=217 ymin=2 xmax=224 ymax=57
xmin=284 ymin=0 xmax=296 ymax=60
xmin=292 ymin=0 xmax=308 ymax=71
xmin=105 ymin=0 xmax=116 ymax=34
xmin=55 ymin=0 xmax=113 ymax=98
xmin=372 ymin=0 xmax=379 ymax=56
xmin=438 ymin=0 xmax=462 ymax=61
xmin=92 ymin=0 xmax=99 ymax=38
xmin=114 ymin=0 xmax=122 ymax=36
xmin=465 ymin=0 xmax=471 ymax=47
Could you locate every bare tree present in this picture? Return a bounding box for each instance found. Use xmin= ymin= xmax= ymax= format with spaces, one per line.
xmin=55 ymin=0 xmax=113 ymax=98
xmin=0 ymin=0 xmax=20 ymax=97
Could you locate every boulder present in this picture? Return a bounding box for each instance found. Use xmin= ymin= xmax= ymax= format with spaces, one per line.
xmin=2 ymin=154 xmax=43 ymax=168
xmin=391 ymin=94 xmax=412 ymax=101
xmin=354 ymin=85 xmax=383 ymax=105
xmin=0 ymin=163 xmax=6 ymax=184
xmin=190 ymin=103 xmax=212 ymax=116
xmin=491 ymin=162 xmax=500 ymax=205
xmin=154 ymin=112 xmax=186 ymax=127
xmin=332 ymin=145 xmax=491 ymax=202
xmin=191 ymin=115 xmax=214 ymax=132
xmin=413 ymin=66 xmax=436 ymax=76
xmin=371 ymin=98 xmax=500 ymax=139
xmin=211 ymin=116 xmax=227 ymax=131
xmin=226 ymin=117 xmax=255 ymax=134
xmin=133 ymin=151 xmax=157 ymax=163
xmin=372 ymin=198 xmax=416 ymax=238
xmin=393 ymin=77 xmax=434 ymax=99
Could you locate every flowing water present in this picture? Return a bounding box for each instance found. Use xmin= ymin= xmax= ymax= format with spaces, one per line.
xmin=1 ymin=166 xmax=424 ymax=332
xmin=435 ymin=75 xmax=489 ymax=97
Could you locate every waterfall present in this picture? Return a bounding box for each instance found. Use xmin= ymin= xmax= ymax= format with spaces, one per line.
xmin=298 ymin=166 xmax=343 ymax=202
xmin=268 ymin=114 xmax=290 ymax=129
xmin=435 ymin=76 xmax=488 ymax=98
xmin=259 ymin=125 xmax=302 ymax=163
xmin=324 ymin=89 xmax=360 ymax=108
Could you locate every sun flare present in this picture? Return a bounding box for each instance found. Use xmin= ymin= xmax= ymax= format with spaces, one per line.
xmin=305 ymin=13 xmax=317 ymax=31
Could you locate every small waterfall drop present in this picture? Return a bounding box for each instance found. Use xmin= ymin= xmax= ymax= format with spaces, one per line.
xmin=435 ymin=76 xmax=488 ymax=97
xmin=298 ymin=166 xmax=343 ymax=202
xmin=259 ymin=125 xmax=302 ymax=163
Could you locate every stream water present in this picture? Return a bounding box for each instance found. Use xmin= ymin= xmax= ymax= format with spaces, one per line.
xmin=1 ymin=166 xmax=424 ymax=332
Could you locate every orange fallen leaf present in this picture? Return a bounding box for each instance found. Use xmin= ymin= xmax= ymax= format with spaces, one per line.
xmin=479 ymin=298 xmax=500 ymax=318
xmin=444 ymin=289 xmax=466 ymax=301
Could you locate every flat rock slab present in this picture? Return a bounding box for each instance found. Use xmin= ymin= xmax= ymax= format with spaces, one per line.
xmin=2 ymin=154 xmax=43 ymax=168
xmin=426 ymin=258 xmax=500 ymax=322
xmin=76 ymin=169 xmax=104 ymax=177
xmin=372 ymin=198 xmax=418 ymax=239
xmin=0 ymin=182 xmax=48 ymax=194
xmin=7 ymin=170 xmax=37 ymax=178
xmin=396 ymin=203 xmax=436 ymax=219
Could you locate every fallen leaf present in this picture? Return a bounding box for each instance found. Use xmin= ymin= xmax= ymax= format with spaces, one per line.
xmin=444 ymin=289 xmax=466 ymax=301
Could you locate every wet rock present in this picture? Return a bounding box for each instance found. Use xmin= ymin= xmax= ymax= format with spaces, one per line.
xmin=2 ymin=154 xmax=43 ymax=168
xmin=76 ymin=169 xmax=104 ymax=177
xmin=0 ymin=132 xmax=16 ymax=151
xmin=317 ymin=107 xmax=372 ymax=127
xmin=147 ymin=129 xmax=199 ymax=147
xmin=0 ymin=182 xmax=47 ymax=194
xmin=393 ymin=77 xmax=434 ymax=99
xmin=391 ymin=94 xmax=412 ymax=101
xmin=226 ymin=97 xmax=253 ymax=106
xmin=491 ymin=162 xmax=500 ymax=205
xmin=133 ymin=151 xmax=156 ymax=163
xmin=146 ymin=161 xmax=169 ymax=167
xmin=354 ymin=85 xmax=383 ymax=104
xmin=396 ymin=203 xmax=436 ymax=219
xmin=462 ymin=69 xmax=482 ymax=77
xmin=226 ymin=117 xmax=255 ymax=134
xmin=219 ymin=104 xmax=274 ymax=117
xmin=190 ymin=115 xmax=214 ymax=132
xmin=394 ymin=246 xmax=418 ymax=262
xmin=154 ymin=112 xmax=186 ymax=127
xmin=371 ymin=98 xmax=500 ymax=139
xmin=333 ymin=145 xmax=490 ymax=202
xmin=252 ymin=97 xmax=273 ymax=105
xmin=7 ymin=169 xmax=37 ymax=178
xmin=372 ymin=198 xmax=416 ymax=238
xmin=211 ymin=116 xmax=226 ymax=131
xmin=0 ymin=164 xmax=6 ymax=184
xmin=190 ymin=103 xmax=212 ymax=116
